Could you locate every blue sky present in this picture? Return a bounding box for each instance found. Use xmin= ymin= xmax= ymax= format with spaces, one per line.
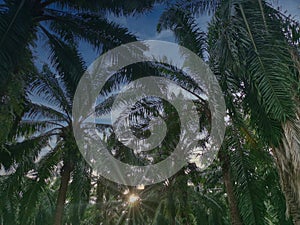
xmin=274 ymin=0 xmax=300 ymax=20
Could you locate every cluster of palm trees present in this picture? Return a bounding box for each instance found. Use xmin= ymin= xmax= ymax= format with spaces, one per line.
xmin=1 ymin=0 xmax=300 ymax=224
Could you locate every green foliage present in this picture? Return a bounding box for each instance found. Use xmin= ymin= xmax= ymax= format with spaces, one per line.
xmin=0 ymin=0 xmax=148 ymax=147
xmin=1 ymin=0 xmax=300 ymax=225
xmin=158 ymin=1 xmax=299 ymax=224
xmin=208 ymin=0 xmax=298 ymax=146
xmin=158 ymin=7 xmax=206 ymax=58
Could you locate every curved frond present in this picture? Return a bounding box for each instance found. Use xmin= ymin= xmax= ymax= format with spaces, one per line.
xmin=48 ymin=11 xmax=138 ymax=52
xmin=40 ymin=26 xmax=86 ymax=97
xmin=43 ymin=0 xmax=166 ymax=16
xmin=29 ymin=65 xmax=72 ymax=117
xmin=158 ymin=7 xmax=206 ymax=58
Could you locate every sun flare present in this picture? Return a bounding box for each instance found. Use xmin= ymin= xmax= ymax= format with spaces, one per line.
xmin=128 ymin=194 xmax=140 ymax=204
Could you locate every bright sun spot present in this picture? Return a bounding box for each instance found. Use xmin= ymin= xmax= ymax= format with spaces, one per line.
xmin=128 ymin=194 xmax=140 ymax=204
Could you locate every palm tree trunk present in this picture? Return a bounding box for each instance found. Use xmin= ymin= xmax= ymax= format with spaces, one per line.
xmin=273 ymin=110 xmax=300 ymax=225
xmin=276 ymin=165 xmax=300 ymax=225
xmin=219 ymin=150 xmax=243 ymax=225
xmin=53 ymin=162 xmax=73 ymax=225
xmin=95 ymin=178 xmax=104 ymax=225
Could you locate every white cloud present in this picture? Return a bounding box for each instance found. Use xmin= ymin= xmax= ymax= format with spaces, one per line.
xmin=152 ymin=29 xmax=175 ymax=41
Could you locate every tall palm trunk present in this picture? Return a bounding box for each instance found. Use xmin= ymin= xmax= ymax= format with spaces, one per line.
xmin=95 ymin=178 xmax=104 ymax=225
xmin=53 ymin=162 xmax=73 ymax=225
xmin=273 ymin=107 xmax=300 ymax=225
xmin=219 ymin=150 xmax=243 ymax=225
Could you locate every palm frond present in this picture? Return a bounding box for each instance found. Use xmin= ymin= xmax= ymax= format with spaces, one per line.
xmin=172 ymin=0 xmax=221 ymax=16
xmin=1 ymin=135 xmax=50 ymax=171
xmin=208 ymin=0 xmax=298 ymax=145
xmin=40 ymin=26 xmax=86 ymax=97
xmin=67 ymin=158 xmax=91 ymax=224
xmin=29 ymin=65 xmax=72 ymax=117
xmin=44 ymin=0 xmax=166 ymax=16
xmin=48 ymin=11 xmax=138 ymax=52
xmin=158 ymin=7 xmax=206 ymax=58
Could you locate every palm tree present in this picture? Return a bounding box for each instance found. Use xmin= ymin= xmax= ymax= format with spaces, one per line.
xmin=157 ymin=0 xmax=300 ymax=224
xmin=78 ymin=56 xmax=226 ymax=224
xmin=0 ymin=1 xmax=166 ymax=223
xmin=0 ymin=65 xmax=90 ymax=225
xmin=0 ymin=0 xmax=164 ymax=148
xmin=207 ymin=1 xmax=300 ymax=223
xmin=78 ymin=163 xmax=230 ymax=225
xmin=3 ymin=1 xmax=300 ymax=224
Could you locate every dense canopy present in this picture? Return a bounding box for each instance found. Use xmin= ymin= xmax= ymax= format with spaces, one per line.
xmin=0 ymin=0 xmax=300 ymax=225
